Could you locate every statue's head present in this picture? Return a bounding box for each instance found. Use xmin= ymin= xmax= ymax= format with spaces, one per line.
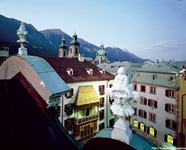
xmin=117 ymin=67 xmax=126 ymax=75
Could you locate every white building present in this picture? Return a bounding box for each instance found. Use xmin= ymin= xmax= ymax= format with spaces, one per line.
xmin=43 ymin=34 xmax=115 ymax=143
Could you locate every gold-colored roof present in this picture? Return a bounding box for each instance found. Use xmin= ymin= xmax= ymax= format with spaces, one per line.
xmin=75 ymin=85 xmax=100 ymax=106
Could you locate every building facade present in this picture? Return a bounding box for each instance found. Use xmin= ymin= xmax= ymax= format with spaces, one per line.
xmin=179 ymin=71 xmax=186 ymax=147
xmin=131 ymin=61 xmax=186 ymax=148
xmin=43 ymin=35 xmax=115 ymax=143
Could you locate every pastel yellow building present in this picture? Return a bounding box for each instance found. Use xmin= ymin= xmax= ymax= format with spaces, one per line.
xmin=178 ymin=74 xmax=186 ymax=147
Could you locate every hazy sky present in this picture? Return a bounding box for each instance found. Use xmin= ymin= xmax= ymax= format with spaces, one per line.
xmin=1 ymin=0 xmax=186 ymax=61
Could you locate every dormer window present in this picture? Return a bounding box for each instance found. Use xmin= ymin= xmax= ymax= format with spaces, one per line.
xmin=98 ymin=68 xmax=105 ymax=74
xmin=152 ymin=74 xmax=157 ymax=80
xmin=86 ymin=68 xmax=93 ymax=75
xmin=66 ymin=68 xmax=73 ymax=75
xmin=169 ymin=76 xmax=175 ymax=82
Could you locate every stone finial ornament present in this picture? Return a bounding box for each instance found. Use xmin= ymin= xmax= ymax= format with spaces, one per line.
xmin=17 ymin=22 xmax=28 ymax=56
xmin=106 ymin=66 xmax=140 ymax=145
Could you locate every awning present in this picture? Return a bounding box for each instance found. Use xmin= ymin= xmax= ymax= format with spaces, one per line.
xmin=74 ymin=85 xmax=100 ymax=109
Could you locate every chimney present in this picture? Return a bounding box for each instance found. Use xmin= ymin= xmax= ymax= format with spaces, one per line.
xmin=78 ymin=54 xmax=84 ymax=62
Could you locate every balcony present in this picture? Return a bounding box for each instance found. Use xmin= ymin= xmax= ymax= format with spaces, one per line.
xmin=74 ymin=114 xmax=98 ymax=124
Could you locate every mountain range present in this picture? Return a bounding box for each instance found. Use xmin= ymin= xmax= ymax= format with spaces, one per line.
xmin=0 ymin=14 xmax=148 ymax=62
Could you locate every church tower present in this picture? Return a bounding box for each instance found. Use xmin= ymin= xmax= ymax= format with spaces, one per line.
xmin=94 ymin=44 xmax=108 ymax=64
xmin=68 ymin=32 xmax=80 ymax=58
xmin=59 ymin=37 xmax=67 ymax=57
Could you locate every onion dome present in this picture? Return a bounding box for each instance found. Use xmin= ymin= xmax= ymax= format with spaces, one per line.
xmin=59 ymin=36 xmax=67 ymax=49
xmin=70 ymin=32 xmax=80 ymax=46
xmin=96 ymin=44 xmax=107 ymax=56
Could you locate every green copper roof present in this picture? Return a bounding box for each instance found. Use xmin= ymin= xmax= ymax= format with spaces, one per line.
xmin=21 ymin=55 xmax=70 ymax=95
xmin=138 ymin=61 xmax=180 ymax=73
xmin=59 ymin=37 xmax=67 ymax=48
xmin=97 ymin=44 xmax=107 ymax=56
xmin=132 ymin=72 xmax=179 ymax=88
xmin=70 ymin=32 xmax=79 ymax=45
xmin=132 ymin=61 xmax=182 ymax=88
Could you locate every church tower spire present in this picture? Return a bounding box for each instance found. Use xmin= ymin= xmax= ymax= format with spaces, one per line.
xmin=59 ymin=36 xmax=67 ymax=57
xmin=68 ymin=32 xmax=80 ymax=58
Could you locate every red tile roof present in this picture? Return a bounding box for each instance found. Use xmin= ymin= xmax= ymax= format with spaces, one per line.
xmin=42 ymin=56 xmax=114 ymax=83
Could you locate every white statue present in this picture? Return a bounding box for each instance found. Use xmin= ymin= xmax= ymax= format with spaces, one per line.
xmin=106 ymin=67 xmax=140 ymax=145
xmin=106 ymin=67 xmax=139 ymax=117
xmin=17 ymin=22 xmax=28 ymax=56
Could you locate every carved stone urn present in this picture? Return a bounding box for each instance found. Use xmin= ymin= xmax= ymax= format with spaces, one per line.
xmin=106 ymin=67 xmax=140 ymax=145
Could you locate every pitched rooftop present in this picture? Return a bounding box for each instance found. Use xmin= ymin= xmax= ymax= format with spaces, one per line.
xmin=138 ymin=61 xmax=185 ymax=73
xmin=42 ymin=56 xmax=114 ymax=83
xmin=132 ymin=61 xmax=186 ymax=88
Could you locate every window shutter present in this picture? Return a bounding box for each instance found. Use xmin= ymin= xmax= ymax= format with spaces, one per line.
xmin=154 ymin=101 xmax=157 ymax=108
xmin=144 ymin=125 xmax=146 ymax=132
xmin=99 ymin=86 xmax=101 ymax=92
xmin=138 ymin=110 xmax=141 ymax=117
xmin=173 ymin=122 xmax=177 ymax=131
xmin=154 ymin=129 xmax=157 ymax=137
xmin=165 ymin=90 xmax=168 ymax=97
xmin=165 ymin=120 xmax=169 ymax=128
xmin=173 ymin=138 xmax=177 ymax=146
xmin=164 ymin=134 xmax=167 ymax=142
xmin=147 ymin=127 xmax=149 ymax=134
xmin=138 ymin=123 xmax=140 ymax=129
xmin=144 ymin=111 xmax=147 ymax=118
xmin=174 ymin=104 xmax=176 ymax=114
xmin=165 ymin=104 xmax=168 ymax=112
xmin=144 ymin=98 xmax=147 ymax=105
xmin=172 ymin=91 xmax=175 ymax=98
xmin=148 ymin=99 xmax=150 ymax=106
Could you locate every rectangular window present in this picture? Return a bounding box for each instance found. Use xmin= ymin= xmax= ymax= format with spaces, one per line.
xmin=99 ymin=123 xmax=104 ymax=131
xmin=138 ymin=109 xmax=147 ymax=118
xmin=165 ymin=89 xmax=175 ymax=98
xmin=164 ymin=135 xmax=176 ymax=146
xmin=148 ymin=99 xmax=158 ymax=108
xmin=99 ymin=85 xmax=105 ymax=95
xmin=139 ymin=123 xmax=146 ymax=132
xmin=65 ymin=104 xmax=73 ymax=115
xmin=134 ymin=84 xmax=137 ymax=91
xmin=65 ymin=118 xmax=73 ymax=131
xmin=99 ymin=110 xmax=104 ymax=120
xmin=100 ymin=97 xmax=104 ymax=107
xmin=169 ymin=76 xmax=175 ymax=82
xmin=141 ymin=85 xmax=146 ymax=92
xmin=133 ymin=108 xmax=137 ymax=115
xmin=165 ymin=104 xmax=175 ymax=113
xmin=140 ymin=97 xmax=147 ymax=105
xmin=133 ymin=120 xmax=138 ymax=128
xmin=150 ymin=86 xmax=156 ymax=94
xmin=147 ymin=127 xmax=157 ymax=137
xmin=149 ymin=112 xmax=156 ymax=123
xmin=109 ymin=84 xmax=113 ymax=88
xmin=152 ymin=74 xmax=157 ymax=80
xmin=165 ymin=119 xmax=177 ymax=130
